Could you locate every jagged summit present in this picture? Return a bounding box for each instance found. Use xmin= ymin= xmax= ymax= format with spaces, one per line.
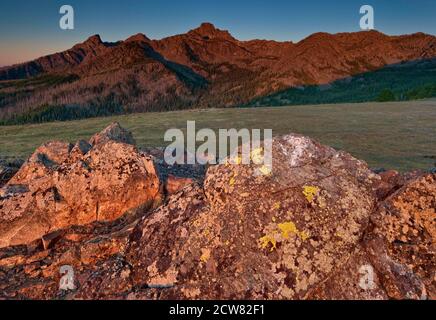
xmin=188 ymin=22 xmax=235 ymax=40
xmin=83 ymin=34 xmax=103 ymax=45
xmin=71 ymin=34 xmax=106 ymax=51
xmin=125 ymin=33 xmax=151 ymax=43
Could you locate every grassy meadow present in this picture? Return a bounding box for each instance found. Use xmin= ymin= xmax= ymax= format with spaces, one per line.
xmin=1 ymin=100 xmax=436 ymax=172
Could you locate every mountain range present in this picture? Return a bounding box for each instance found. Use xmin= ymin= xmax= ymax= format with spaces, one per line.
xmin=1 ymin=22 xmax=436 ymax=124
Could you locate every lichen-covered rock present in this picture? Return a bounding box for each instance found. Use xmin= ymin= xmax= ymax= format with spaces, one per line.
xmin=8 ymin=141 xmax=73 ymax=185
xmin=89 ymin=122 xmax=136 ymax=146
xmin=307 ymin=173 xmax=435 ymax=300
xmin=306 ymin=248 xmax=389 ymax=300
xmin=0 ymin=211 xmax=139 ymax=299
xmin=0 ymin=123 xmax=161 ymax=248
xmin=126 ymin=134 xmax=378 ymax=299
xmin=0 ymin=132 xmax=433 ymax=301
xmin=364 ymin=173 xmax=435 ymax=300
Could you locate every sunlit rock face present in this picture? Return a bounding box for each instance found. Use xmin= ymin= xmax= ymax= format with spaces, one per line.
xmin=0 ymin=123 xmax=162 ymax=248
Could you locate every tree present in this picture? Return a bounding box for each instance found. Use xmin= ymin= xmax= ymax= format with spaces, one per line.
xmin=377 ymin=89 xmax=395 ymax=102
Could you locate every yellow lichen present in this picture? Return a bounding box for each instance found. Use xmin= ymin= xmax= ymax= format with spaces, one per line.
xmin=259 ymin=234 xmax=277 ymax=252
xmin=258 ymin=165 xmax=272 ymax=176
xmin=299 ymin=231 xmax=310 ymax=241
xmin=250 ymin=147 xmax=264 ymax=163
xmin=229 ymin=177 xmax=236 ymax=186
xmin=278 ymin=222 xmax=298 ymax=239
xmin=272 ymin=202 xmax=281 ymax=210
xmin=234 ymin=155 xmax=242 ymax=165
xmin=200 ymin=248 xmax=211 ymax=263
xmin=260 ymin=220 xmax=310 ymax=252
xmin=192 ymin=219 xmax=201 ymax=227
xmin=303 ymin=186 xmax=320 ymax=203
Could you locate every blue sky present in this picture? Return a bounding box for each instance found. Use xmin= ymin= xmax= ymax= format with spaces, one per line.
xmin=1 ymin=0 xmax=435 ymax=66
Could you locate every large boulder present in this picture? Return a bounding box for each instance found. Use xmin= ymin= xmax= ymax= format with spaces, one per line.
xmin=308 ymin=173 xmax=435 ymax=300
xmin=0 ymin=123 xmax=162 ymax=248
xmin=365 ymin=173 xmax=435 ymax=300
xmin=126 ymin=134 xmax=378 ymax=299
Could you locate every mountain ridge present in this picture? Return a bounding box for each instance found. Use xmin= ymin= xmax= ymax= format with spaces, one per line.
xmin=0 ymin=22 xmax=435 ymax=124
xmin=2 ymin=23 xmax=435 ymax=80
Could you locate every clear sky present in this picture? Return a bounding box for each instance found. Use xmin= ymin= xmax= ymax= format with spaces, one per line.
xmin=1 ymin=0 xmax=435 ymax=66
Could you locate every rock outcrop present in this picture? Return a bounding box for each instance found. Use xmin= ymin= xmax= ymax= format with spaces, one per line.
xmin=0 ymin=123 xmax=161 ymax=248
xmin=309 ymin=173 xmax=435 ymax=300
xmin=0 ymin=129 xmax=434 ymax=300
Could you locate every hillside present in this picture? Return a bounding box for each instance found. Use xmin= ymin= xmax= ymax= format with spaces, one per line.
xmin=245 ymin=58 xmax=436 ymax=107
xmin=1 ymin=23 xmax=436 ymax=124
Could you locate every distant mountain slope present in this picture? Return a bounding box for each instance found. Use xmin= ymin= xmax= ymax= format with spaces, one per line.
xmin=245 ymin=58 xmax=436 ymax=107
xmin=0 ymin=35 xmax=110 ymax=80
xmin=1 ymin=23 xmax=436 ymax=124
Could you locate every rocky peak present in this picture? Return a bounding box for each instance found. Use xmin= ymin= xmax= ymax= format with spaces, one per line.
xmin=189 ymin=22 xmax=235 ymax=41
xmin=86 ymin=34 xmax=103 ymax=43
xmin=125 ymin=33 xmax=151 ymax=43
xmin=80 ymin=34 xmax=104 ymax=48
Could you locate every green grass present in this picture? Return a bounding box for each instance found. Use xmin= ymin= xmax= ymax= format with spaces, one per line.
xmin=1 ymin=100 xmax=436 ymax=171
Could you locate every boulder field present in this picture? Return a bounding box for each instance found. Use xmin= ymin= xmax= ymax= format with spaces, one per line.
xmin=0 ymin=123 xmax=434 ymax=300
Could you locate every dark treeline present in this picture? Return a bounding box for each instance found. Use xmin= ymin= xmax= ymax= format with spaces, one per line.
xmin=244 ymin=59 xmax=436 ymax=107
xmin=0 ymin=103 xmax=125 ymax=126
